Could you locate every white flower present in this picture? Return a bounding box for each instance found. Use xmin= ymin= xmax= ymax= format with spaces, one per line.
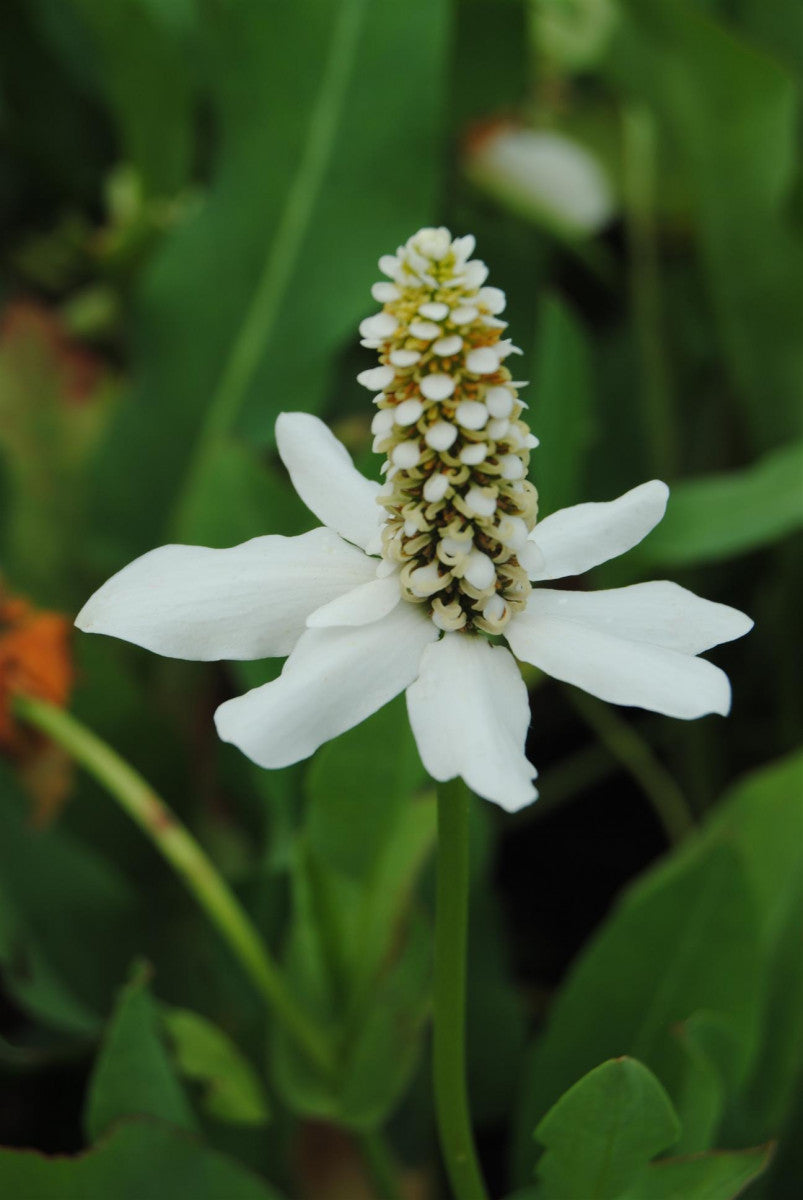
xmin=76 ymin=229 xmax=751 ymax=813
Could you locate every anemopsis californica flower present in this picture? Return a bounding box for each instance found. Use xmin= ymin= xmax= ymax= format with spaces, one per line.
xmin=76 ymin=228 xmax=752 ymax=812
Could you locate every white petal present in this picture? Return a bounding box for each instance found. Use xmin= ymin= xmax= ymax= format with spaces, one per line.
xmin=485 ymin=386 xmax=514 ymax=417
xmin=433 ymin=335 xmax=463 ymax=357
xmin=452 ymin=234 xmax=476 ymax=262
xmin=307 ymin=572 xmax=401 ymax=628
xmin=76 ymin=528 xmax=375 ymax=661
xmin=372 ymin=282 xmax=399 ymax=302
xmin=525 ymin=583 xmax=753 ymax=655
xmin=424 ymin=474 xmax=451 ymax=502
xmin=276 ymin=412 xmax=381 ymax=553
xmin=421 ymin=374 xmax=456 ymax=401
xmin=419 ymin=301 xmax=449 ymax=320
xmin=359 ymin=312 xmax=398 ymax=340
xmin=466 ymin=347 xmax=500 ymax=375
xmin=528 ymin=481 xmax=669 ymax=581
xmin=357 ymin=365 xmax=395 ymax=391
xmin=406 ymin=635 xmax=537 ymax=811
xmin=215 ymin=604 xmax=437 ymax=768
xmin=464 ymin=550 xmax=495 ymax=589
xmin=410 ymin=320 xmax=441 ymax=341
xmin=478 ymin=286 xmax=506 ymax=315
xmin=389 ymin=348 xmax=420 ymax=367
xmin=425 ymin=422 xmax=458 ymax=451
xmin=395 ymin=398 xmax=424 ymax=426
xmin=455 ymin=400 xmax=488 ymax=430
xmin=393 ymin=439 xmax=422 ymax=468
xmin=460 ymin=443 xmax=487 ymax=465
xmin=506 ymin=609 xmax=732 ymax=719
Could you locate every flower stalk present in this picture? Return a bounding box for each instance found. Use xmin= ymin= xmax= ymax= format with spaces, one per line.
xmin=11 ymin=692 xmax=334 ymax=1077
xmin=434 ymin=777 xmax=490 ymax=1200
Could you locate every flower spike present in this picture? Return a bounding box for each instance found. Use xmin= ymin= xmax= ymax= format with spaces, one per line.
xmin=360 ymin=228 xmax=540 ymax=634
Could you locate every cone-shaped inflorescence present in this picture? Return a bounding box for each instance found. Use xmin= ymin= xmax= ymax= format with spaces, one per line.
xmin=358 ymin=227 xmax=540 ymax=635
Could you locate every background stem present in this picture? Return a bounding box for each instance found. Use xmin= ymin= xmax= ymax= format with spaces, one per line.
xmin=567 ymin=688 xmax=696 ymax=845
xmin=434 ymin=778 xmax=489 ymax=1200
xmin=13 ymin=693 xmax=334 ymax=1075
xmin=623 ymin=102 xmax=679 ymax=480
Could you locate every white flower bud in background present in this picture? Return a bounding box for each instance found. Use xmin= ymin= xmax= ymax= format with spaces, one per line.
xmin=464 ymin=121 xmax=615 ymax=237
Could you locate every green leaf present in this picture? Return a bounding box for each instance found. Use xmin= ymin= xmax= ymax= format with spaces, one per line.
xmin=530 ymin=294 xmax=597 ymax=515
xmin=619 ymin=1144 xmax=774 ymax=1200
xmin=633 ymin=441 xmax=803 ymax=567
xmin=0 ymin=766 xmax=138 ymax=1036
xmin=305 ymin=696 xmax=427 ymax=880
xmin=91 ymin=0 xmax=448 ymax=558
xmin=162 ymin=1006 xmax=270 ymax=1127
xmin=535 ymin=1057 xmax=681 ymax=1199
xmin=609 ymin=0 xmax=803 ymax=444
xmin=0 ymin=1117 xmax=283 ymax=1199
xmin=66 ymin=0 xmax=196 ymax=196
xmin=85 ymin=963 xmax=197 ymax=1142
xmin=513 ymin=842 xmax=762 ymax=1181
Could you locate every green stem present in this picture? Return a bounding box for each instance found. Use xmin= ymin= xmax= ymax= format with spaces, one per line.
xmin=622 ymin=103 xmax=678 ymax=480
xmin=434 ymin=779 xmax=489 ymax=1200
xmin=567 ymin=689 xmax=696 ymax=845
xmin=173 ymin=0 xmax=366 ymax=536
xmin=13 ymin=693 xmax=333 ymax=1075
xmin=359 ymin=1130 xmax=404 ymax=1200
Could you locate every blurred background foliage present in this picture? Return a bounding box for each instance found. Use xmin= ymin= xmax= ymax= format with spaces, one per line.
xmin=0 ymin=0 xmax=801 ymax=1196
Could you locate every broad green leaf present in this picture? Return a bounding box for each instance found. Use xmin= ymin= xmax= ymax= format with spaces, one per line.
xmin=608 ymin=0 xmax=803 ymax=445
xmin=513 ymin=842 xmax=762 ymax=1181
xmin=85 ymin=964 xmax=197 ymax=1141
xmin=620 ymin=1143 xmax=773 ymax=1200
xmin=666 ymin=1015 xmax=731 ymax=1155
xmin=704 ymin=750 xmax=803 ymax=943
xmin=634 ymin=441 xmax=803 ymax=567
xmin=0 ymin=766 xmax=138 ymax=1035
xmin=0 ymin=1 xmax=108 ymax=208
xmin=739 ymin=875 xmax=803 ymax=1141
xmin=703 ymin=752 xmax=803 ymax=1142
xmin=178 ymin=439 xmax=306 ymax=549
xmin=530 ymin=294 xmax=597 ymax=515
xmin=272 ymin=795 xmax=435 ymax=1127
xmin=535 ymin=1057 xmax=680 ymax=1199
xmin=162 ymin=1006 xmax=270 ymax=1127
xmin=66 ymin=0 xmax=196 ymax=196
xmin=0 ymin=1117 xmax=283 ymax=1199
xmin=91 ymin=0 xmax=448 ymax=558
xmin=305 ymin=696 xmax=427 ymax=880
xmin=734 ymin=0 xmax=803 ymax=80
xmin=335 ymin=910 xmax=431 ymax=1125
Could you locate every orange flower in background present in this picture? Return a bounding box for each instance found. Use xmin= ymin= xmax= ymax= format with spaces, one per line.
xmin=0 ymin=591 xmax=73 ymax=756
